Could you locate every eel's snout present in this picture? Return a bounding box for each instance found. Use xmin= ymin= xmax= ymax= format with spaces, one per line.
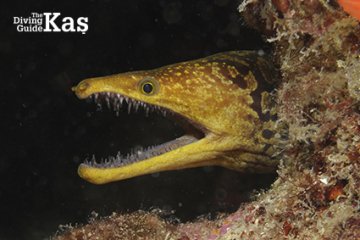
xmin=72 ymin=81 xmax=91 ymax=99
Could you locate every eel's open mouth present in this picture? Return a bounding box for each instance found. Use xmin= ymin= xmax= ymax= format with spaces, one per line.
xmin=81 ymin=92 xmax=205 ymax=169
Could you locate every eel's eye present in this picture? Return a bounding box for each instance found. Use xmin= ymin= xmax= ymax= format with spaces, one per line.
xmin=139 ymin=78 xmax=158 ymax=95
xmin=142 ymin=82 xmax=153 ymax=94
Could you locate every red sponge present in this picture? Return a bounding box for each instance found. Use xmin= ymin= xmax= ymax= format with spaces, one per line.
xmin=338 ymin=0 xmax=360 ymax=21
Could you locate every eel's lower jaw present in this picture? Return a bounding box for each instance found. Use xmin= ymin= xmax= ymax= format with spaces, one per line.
xmin=78 ymin=91 xmax=207 ymax=182
xmin=77 ymin=136 xmax=211 ymax=184
xmin=81 ymin=134 xmax=201 ymax=169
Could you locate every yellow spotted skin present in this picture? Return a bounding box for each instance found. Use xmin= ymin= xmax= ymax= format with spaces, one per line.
xmin=73 ymin=51 xmax=280 ymax=184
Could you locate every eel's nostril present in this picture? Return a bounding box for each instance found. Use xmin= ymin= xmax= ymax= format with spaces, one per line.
xmin=73 ymin=82 xmax=90 ymax=92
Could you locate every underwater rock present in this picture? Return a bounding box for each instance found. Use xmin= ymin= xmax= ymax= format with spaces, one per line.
xmin=54 ymin=211 xmax=175 ymax=240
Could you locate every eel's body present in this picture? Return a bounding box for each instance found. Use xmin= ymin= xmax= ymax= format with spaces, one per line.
xmin=73 ymin=51 xmax=281 ymax=184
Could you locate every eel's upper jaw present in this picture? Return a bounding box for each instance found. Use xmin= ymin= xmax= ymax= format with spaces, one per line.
xmin=75 ymin=89 xmax=211 ymax=184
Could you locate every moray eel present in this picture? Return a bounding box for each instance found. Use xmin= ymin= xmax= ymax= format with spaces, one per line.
xmin=72 ymin=51 xmax=281 ymax=184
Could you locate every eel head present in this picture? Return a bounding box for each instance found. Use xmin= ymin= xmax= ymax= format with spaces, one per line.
xmin=72 ymin=51 xmax=280 ymax=184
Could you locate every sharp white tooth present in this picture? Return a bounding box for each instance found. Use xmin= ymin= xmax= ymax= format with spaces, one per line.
xmin=106 ymin=92 xmax=110 ymax=97
xmin=145 ymin=107 xmax=150 ymax=116
xmin=96 ymin=103 xmax=102 ymax=111
xmin=94 ymin=93 xmax=99 ymax=102
xmin=106 ymin=97 xmax=111 ymax=109
xmin=128 ymin=102 xmax=132 ymax=114
xmin=116 ymin=94 xmax=121 ymax=104
xmin=91 ymin=155 xmax=96 ymax=165
xmin=115 ymin=102 xmax=120 ymax=113
xmin=135 ymin=102 xmax=140 ymax=112
xmin=113 ymin=98 xmax=119 ymax=111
